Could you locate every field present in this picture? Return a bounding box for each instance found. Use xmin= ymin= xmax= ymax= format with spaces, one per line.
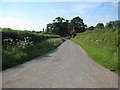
xmin=71 ymin=28 xmax=119 ymax=72
xmin=2 ymin=29 xmax=64 ymax=70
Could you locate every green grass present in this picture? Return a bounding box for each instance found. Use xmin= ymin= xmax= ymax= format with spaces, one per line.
xmin=2 ymin=38 xmax=64 ymax=70
xmin=71 ymin=28 xmax=119 ymax=72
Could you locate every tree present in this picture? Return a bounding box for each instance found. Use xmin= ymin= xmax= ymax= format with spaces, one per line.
xmin=105 ymin=20 xmax=120 ymax=29
xmin=46 ymin=23 xmax=53 ymax=34
xmin=87 ymin=26 xmax=94 ymax=30
xmin=70 ymin=16 xmax=86 ymax=33
xmin=55 ymin=17 xmax=65 ymax=23
xmin=70 ymin=28 xmax=76 ymax=38
xmin=45 ymin=16 xmax=86 ymax=37
xmin=95 ymin=23 xmax=104 ymax=29
xmin=47 ymin=17 xmax=68 ymax=37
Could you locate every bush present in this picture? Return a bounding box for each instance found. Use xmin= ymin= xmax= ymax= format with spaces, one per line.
xmin=2 ymin=28 xmax=60 ymax=49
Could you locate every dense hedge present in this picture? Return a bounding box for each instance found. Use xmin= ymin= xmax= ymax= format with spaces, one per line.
xmin=1 ymin=29 xmax=60 ymax=49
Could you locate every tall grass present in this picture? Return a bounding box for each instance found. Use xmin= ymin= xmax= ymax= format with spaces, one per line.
xmin=71 ymin=28 xmax=119 ymax=72
xmin=2 ymin=38 xmax=64 ymax=70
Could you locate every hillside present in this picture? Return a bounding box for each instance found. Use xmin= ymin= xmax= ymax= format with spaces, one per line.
xmin=71 ymin=28 xmax=119 ymax=72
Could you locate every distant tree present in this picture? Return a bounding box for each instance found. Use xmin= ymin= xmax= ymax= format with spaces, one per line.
xmin=45 ymin=16 xmax=86 ymax=37
xmin=32 ymin=30 xmax=36 ymax=33
xmin=105 ymin=20 xmax=120 ymax=28
xmin=105 ymin=23 xmax=113 ymax=28
xmin=6 ymin=28 xmax=11 ymax=30
xmin=46 ymin=23 xmax=53 ymax=34
xmin=95 ymin=23 xmax=104 ymax=29
xmin=55 ymin=17 xmax=65 ymax=23
xmin=2 ymin=28 xmax=11 ymax=30
xmin=39 ymin=31 xmax=43 ymax=33
xmin=70 ymin=16 xmax=86 ymax=33
xmin=87 ymin=26 xmax=94 ymax=30
xmin=114 ymin=20 xmax=120 ymax=28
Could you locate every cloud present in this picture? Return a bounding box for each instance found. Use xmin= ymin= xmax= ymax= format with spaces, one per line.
xmin=73 ymin=4 xmax=97 ymax=14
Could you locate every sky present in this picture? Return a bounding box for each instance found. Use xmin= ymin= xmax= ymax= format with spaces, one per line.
xmin=0 ymin=1 xmax=119 ymax=31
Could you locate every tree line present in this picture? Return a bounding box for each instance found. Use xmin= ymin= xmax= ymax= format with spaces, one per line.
xmin=44 ymin=16 xmax=87 ymax=37
xmin=87 ymin=20 xmax=120 ymax=30
xmin=44 ymin=16 xmax=120 ymax=37
xmin=1 ymin=16 xmax=120 ymax=38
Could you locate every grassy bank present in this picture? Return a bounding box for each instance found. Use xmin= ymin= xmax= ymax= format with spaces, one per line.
xmin=71 ymin=28 xmax=119 ymax=72
xmin=3 ymin=38 xmax=64 ymax=70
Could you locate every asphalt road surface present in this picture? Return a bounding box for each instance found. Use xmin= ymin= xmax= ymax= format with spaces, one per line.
xmin=2 ymin=40 xmax=118 ymax=88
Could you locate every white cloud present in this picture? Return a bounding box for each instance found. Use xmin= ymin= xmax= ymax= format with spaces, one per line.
xmin=73 ymin=4 xmax=97 ymax=14
xmin=0 ymin=17 xmax=46 ymax=31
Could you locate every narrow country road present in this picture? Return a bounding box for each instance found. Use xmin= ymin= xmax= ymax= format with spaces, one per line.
xmin=2 ymin=40 xmax=118 ymax=88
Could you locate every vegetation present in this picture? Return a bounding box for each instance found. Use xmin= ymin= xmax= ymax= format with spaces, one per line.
xmin=1 ymin=15 xmax=120 ymax=72
xmin=45 ymin=16 xmax=87 ymax=37
xmin=2 ymin=28 xmax=60 ymax=49
xmin=71 ymin=20 xmax=120 ymax=72
xmin=2 ymin=28 xmax=64 ymax=70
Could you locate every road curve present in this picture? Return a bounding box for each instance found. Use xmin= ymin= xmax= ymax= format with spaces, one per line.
xmin=2 ymin=40 xmax=118 ymax=88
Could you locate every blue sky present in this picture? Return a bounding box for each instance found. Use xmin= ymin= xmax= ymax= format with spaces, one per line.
xmin=0 ymin=2 xmax=119 ymax=31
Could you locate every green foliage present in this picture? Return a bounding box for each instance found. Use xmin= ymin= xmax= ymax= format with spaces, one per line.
xmin=45 ymin=16 xmax=86 ymax=37
xmin=95 ymin=23 xmax=104 ymax=30
xmin=71 ymin=28 xmax=119 ymax=72
xmin=2 ymin=38 xmax=64 ymax=70
xmin=2 ymin=28 xmax=60 ymax=49
xmin=2 ymin=28 xmax=62 ymax=70
xmin=70 ymin=16 xmax=86 ymax=33
xmin=87 ymin=26 xmax=94 ymax=30
xmin=105 ymin=20 xmax=120 ymax=29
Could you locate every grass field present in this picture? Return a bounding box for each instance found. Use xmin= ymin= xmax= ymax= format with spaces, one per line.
xmin=2 ymin=38 xmax=64 ymax=70
xmin=71 ymin=28 xmax=119 ymax=72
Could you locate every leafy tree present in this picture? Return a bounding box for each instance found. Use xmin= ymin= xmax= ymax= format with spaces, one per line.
xmin=87 ymin=26 xmax=94 ymax=30
xmin=46 ymin=17 xmax=68 ymax=37
xmin=70 ymin=29 xmax=76 ymax=38
xmin=70 ymin=16 xmax=86 ymax=33
xmin=46 ymin=23 xmax=53 ymax=34
xmin=95 ymin=23 xmax=104 ymax=29
xmin=45 ymin=16 xmax=86 ymax=37
xmin=105 ymin=20 xmax=120 ymax=28
xmin=55 ymin=17 xmax=65 ymax=23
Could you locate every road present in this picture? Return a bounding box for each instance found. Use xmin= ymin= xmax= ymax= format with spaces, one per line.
xmin=2 ymin=40 xmax=118 ymax=88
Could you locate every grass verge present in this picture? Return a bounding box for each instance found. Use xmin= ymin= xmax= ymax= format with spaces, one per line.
xmin=71 ymin=28 xmax=119 ymax=72
xmin=2 ymin=38 xmax=64 ymax=70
